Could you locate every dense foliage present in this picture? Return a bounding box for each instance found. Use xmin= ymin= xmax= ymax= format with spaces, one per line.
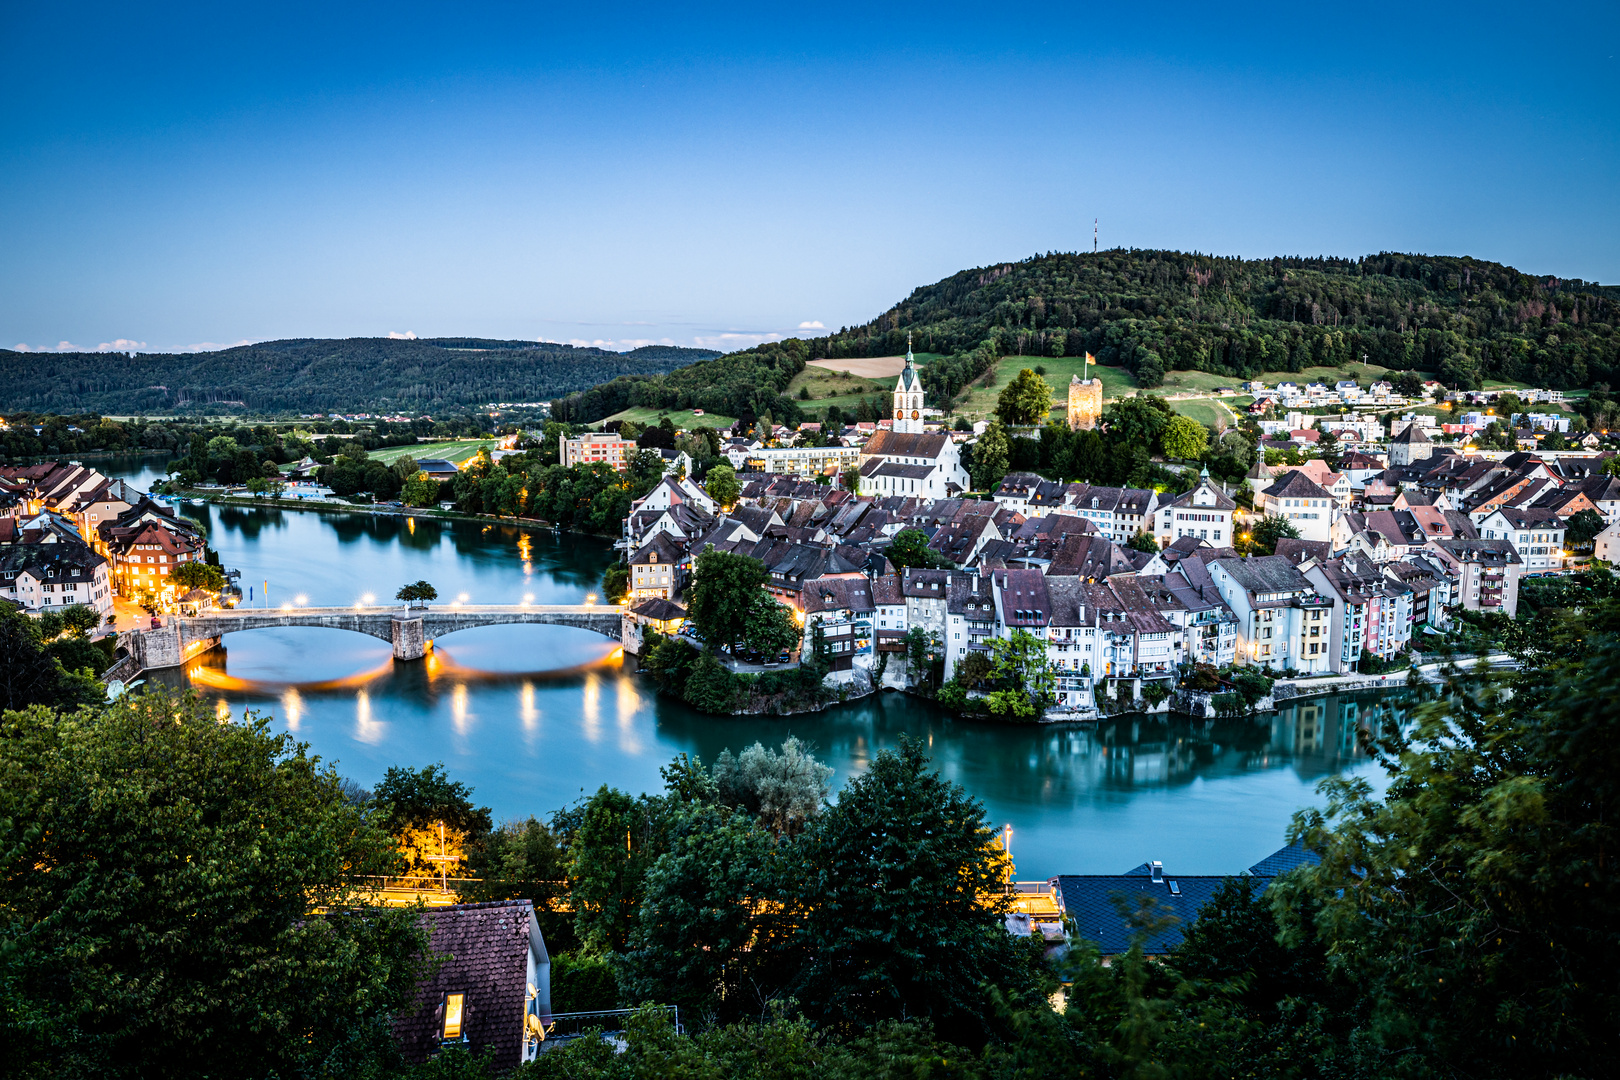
xmin=0 ymin=340 xmax=715 ymax=415
xmin=1 ymin=690 xmax=427 ymax=1079
xmin=550 ymin=339 xmax=812 ymax=426
xmin=552 ymin=250 xmax=1618 ymax=433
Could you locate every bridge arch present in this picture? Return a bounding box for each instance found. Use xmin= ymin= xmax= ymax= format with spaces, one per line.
xmin=168 ymin=605 xmax=624 ymax=662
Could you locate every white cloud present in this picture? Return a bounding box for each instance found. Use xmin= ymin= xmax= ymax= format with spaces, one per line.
xmin=797 ymin=320 xmax=826 ymax=330
xmin=694 ymin=332 xmax=785 ymax=351
xmin=566 ymin=337 xmax=678 ymax=351
xmin=96 ymin=339 xmax=148 ymax=352
xmin=388 ymin=330 xmax=418 ymax=340
xmin=176 ymin=340 xmax=253 ymax=353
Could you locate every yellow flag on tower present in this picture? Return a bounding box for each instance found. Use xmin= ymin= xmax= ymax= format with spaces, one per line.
xmin=1085 ymin=352 xmax=1095 ymax=366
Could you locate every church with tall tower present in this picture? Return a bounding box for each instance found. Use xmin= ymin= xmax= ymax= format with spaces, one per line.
xmin=892 ymin=334 xmax=925 ymax=434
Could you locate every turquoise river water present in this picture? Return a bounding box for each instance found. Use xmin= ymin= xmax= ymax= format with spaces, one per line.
xmin=113 ymin=456 xmax=1393 ymax=879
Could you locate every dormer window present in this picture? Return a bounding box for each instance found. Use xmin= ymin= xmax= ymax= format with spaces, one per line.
xmin=441 ymin=990 xmax=467 ymax=1042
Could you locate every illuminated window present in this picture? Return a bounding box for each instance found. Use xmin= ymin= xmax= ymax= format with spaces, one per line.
xmin=442 ymin=991 xmax=467 ymax=1041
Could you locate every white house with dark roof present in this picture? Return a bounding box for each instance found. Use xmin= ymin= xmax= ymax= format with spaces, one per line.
xmin=1207 ymin=555 xmax=1335 ymax=672
xmin=1476 ymin=507 xmax=1566 ymax=573
xmin=1257 ymin=470 xmax=1337 ymax=543
xmin=1153 ymin=467 xmax=1235 ymax=548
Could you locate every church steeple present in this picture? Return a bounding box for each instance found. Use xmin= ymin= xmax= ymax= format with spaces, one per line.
xmin=893 ymin=332 xmax=924 ymax=433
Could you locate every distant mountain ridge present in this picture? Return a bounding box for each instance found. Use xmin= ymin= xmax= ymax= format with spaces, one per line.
xmin=0 ymin=338 xmax=718 ymax=415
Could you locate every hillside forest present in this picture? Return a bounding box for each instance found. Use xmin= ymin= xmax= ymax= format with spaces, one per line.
xmin=0 ymin=339 xmax=716 ymax=416
xmin=550 ymin=250 xmax=1619 ymax=424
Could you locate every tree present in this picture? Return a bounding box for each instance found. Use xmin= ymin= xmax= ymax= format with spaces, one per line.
xmin=618 ymin=805 xmax=777 ymax=1022
xmin=1394 ymin=370 xmax=1425 ymax=397
xmin=0 ymin=690 xmax=426 ymax=1078
xmin=58 ymin=603 xmax=102 ymax=638
xmin=984 ymin=629 xmax=1055 ymax=719
xmin=395 ymin=580 xmax=438 ymax=608
xmin=903 ymin=625 xmax=937 ymax=690
xmin=884 ymin=528 xmax=943 ymax=569
xmin=704 ymin=462 xmax=740 ymax=509
xmin=781 ymin=738 xmax=1037 ymax=1037
xmin=1102 ymin=395 xmax=1173 ymax=455
xmin=373 ymin=762 xmax=494 ymax=878
xmin=688 ymin=549 xmax=769 ymax=649
xmin=840 ymin=464 xmax=861 ymax=492
xmin=1568 ymin=508 xmax=1605 ymax=549
xmin=971 ymin=418 xmax=1010 ymax=491
xmin=568 ymin=785 xmax=670 ymax=953
xmin=712 ymin=736 xmax=833 ymax=838
xmin=602 ymin=562 xmax=629 ymax=603
xmin=1248 ymin=514 xmax=1301 ymax=556
xmin=996 ymin=368 xmax=1053 ymax=426
xmin=1125 ymin=529 xmax=1159 ymax=553
xmin=682 ymin=649 xmax=738 ymax=713
xmin=742 ymin=591 xmax=800 ymax=659
xmin=1267 ymin=627 xmax=1620 ymax=1078
xmin=0 ymin=603 xmax=103 ymax=711
xmin=171 ymin=560 xmax=227 ymax=593
xmin=1160 ymin=415 xmax=1209 ymax=460
xmin=401 ymin=470 xmax=439 ymax=507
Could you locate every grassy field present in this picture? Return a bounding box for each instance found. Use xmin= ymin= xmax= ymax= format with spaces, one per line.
xmin=367 ymin=440 xmax=493 ymax=466
xmin=957 ymin=356 xmax=1139 ymax=420
xmin=1167 ymin=399 xmax=1228 ymax=427
xmin=601 ymin=407 xmax=737 ymax=431
xmin=786 ymin=364 xmax=891 ymax=416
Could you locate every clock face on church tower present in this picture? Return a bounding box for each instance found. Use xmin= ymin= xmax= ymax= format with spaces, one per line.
xmin=911 ymin=410 xmax=919 ymax=419
xmin=895 ymin=410 xmax=903 ymax=420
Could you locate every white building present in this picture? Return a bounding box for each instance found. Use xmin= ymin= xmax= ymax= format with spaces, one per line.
xmin=1256 ymin=470 xmax=1337 ymax=544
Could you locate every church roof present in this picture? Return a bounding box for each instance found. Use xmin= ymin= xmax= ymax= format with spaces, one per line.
xmin=862 ymin=430 xmax=950 ymax=459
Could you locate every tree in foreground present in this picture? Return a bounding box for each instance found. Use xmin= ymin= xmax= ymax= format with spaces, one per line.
xmin=780 ymin=738 xmax=1040 ymax=1040
xmin=0 ymin=689 xmax=425 ymax=1079
xmin=395 ymin=579 xmax=438 ymax=607
xmin=0 ymin=603 xmax=103 ymax=712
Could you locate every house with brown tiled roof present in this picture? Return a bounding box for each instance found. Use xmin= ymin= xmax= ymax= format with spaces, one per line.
xmin=394 ymin=900 xmax=551 ymax=1070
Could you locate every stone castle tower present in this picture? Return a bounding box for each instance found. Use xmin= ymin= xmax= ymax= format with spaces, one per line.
xmin=1067 ymin=372 xmax=1103 ymax=431
xmin=892 ymin=333 xmax=925 ymax=434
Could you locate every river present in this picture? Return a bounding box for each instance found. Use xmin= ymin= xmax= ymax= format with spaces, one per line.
xmin=112 ymin=455 xmax=1393 ymax=879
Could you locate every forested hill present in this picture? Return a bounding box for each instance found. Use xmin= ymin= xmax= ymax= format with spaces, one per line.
xmin=551 ymin=250 xmax=1617 ymax=426
xmin=0 ymin=338 xmax=717 ymax=415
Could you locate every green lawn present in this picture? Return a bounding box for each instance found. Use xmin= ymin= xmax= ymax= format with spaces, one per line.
xmin=786 ymin=364 xmax=891 ymax=413
xmin=368 ymin=440 xmax=493 ymax=466
xmin=1166 ymin=399 xmax=1227 ymax=427
xmin=958 ymin=356 xmax=1138 ymax=420
xmin=601 ymin=407 xmax=737 ymax=431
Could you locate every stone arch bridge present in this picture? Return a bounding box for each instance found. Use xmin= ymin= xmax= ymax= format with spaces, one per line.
xmin=123 ymin=605 xmax=625 ymax=670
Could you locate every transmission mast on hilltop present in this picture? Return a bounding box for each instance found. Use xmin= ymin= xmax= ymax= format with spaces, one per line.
xmin=1093 ymin=218 xmax=1098 ymax=253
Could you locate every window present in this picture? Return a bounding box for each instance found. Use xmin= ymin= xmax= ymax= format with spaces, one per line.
xmin=442 ymin=991 xmax=467 ymax=1041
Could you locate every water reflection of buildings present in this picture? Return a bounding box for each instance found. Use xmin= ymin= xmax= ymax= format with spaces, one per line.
xmin=1047 ymin=692 xmax=1392 ymax=793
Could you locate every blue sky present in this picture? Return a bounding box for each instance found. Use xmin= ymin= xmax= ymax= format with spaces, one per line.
xmin=3 ymin=1 xmax=1616 ymax=354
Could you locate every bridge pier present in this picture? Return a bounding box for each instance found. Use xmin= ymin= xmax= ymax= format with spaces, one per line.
xmin=392 ymin=615 xmax=427 ymax=661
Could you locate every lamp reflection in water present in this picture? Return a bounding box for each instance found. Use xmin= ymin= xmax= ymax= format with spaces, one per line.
xmin=281 ymin=687 xmax=304 ymax=731
xmin=452 ymin=683 xmax=471 ymax=735
xmin=616 ymin=673 xmax=643 ymax=755
xmin=215 ymin=698 xmax=232 ymax=722
xmin=581 ymin=672 xmax=601 ymax=743
xmin=519 ymin=681 xmax=540 ymax=736
xmin=355 ymin=689 xmax=382 ymax=743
